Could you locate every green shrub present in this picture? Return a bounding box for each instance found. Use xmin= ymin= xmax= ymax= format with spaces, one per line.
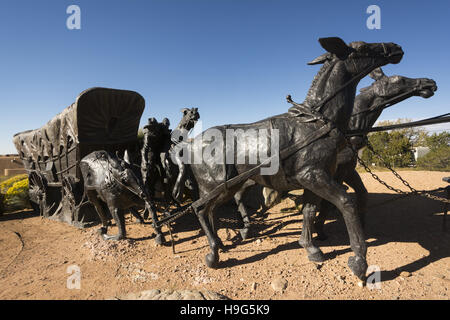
xmin=0 ymin=174 xmax=31 ymax=212
xmin=0 ymin=173 xmax=28 ymax=193
xmin=416 ymin=132 xmax=450 ymax=171
xmin=417 ymin=145 xmax=450 ymax=171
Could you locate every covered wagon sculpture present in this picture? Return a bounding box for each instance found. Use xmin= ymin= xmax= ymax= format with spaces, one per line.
xmin=13 ymin=87 xmax=145 ymax=227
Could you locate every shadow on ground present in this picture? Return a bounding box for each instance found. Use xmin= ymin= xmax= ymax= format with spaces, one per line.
xmin=163 ymin=191 xmax=449 ymax=281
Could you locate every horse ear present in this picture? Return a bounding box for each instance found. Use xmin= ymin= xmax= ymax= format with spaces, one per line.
xmin=123 ymin=150 xmax=131 ymax=165
xmin=318 ymin=37 xmax=354 ymax=60
xmin=307 ymin=53 xmax=331 ymax=65
xmin=369 ymin=67 xmax=386 ymax=81
xmin=181 ymin=108 xmax=189 ymax=115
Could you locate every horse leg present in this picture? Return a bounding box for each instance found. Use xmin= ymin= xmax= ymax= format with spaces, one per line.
xmin=343 ymin=169 xmax=368 ymax=229
xmin=195 ymin=201 xmax=221 ymax=268
xmin=298 ymin=190 xmax=325 ymax=262
xmin=103 ymin=206 xmax=126 ymax=240
xmin=172 ymin=157 xmax=186 ymax=202
xmin=314 ymin=163 xmax=347 ymax=241
xmin=297 ymin=168 xmax=367 ymax=280
xmin=87 ymin=191 xmax=110 ymax=237
xmin=234 ymin=180 xmax=256 ymax=240
xmin=129 ymin=207 xmax=145 ymax=224
xmin=148 ymin=203 xmax=165 ymax=245
xmin=314 ymin=200 xmax=333 ymax=241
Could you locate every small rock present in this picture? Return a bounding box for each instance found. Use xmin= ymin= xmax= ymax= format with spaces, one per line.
xmin=271 ymin=278 xmax=288 ymax=292
xmin=357 ymin=281 xmax=364 ymax=288
xmin=251 ymin=282 xmax=257 ymax=291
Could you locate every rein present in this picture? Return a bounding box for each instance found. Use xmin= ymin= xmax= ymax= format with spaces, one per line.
xmin=345 ymin=113 xmax=450 ymax=137
xmin=349 ymin=86 xmax=423 ymax=118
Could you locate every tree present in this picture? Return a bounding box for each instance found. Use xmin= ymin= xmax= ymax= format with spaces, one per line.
xmin=360 ymin=118 xmax=449 ymax=171
xmin=416 ymin=132 xmax=450 ymax=171
xmin=361 ymin=130 xmax=414 ymax=168
xmin=376 ymin=118 xmax=427 ymax=147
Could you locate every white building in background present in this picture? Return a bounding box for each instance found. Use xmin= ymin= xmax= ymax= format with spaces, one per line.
xmin=413 ymin=146 xmax=430 ymax=161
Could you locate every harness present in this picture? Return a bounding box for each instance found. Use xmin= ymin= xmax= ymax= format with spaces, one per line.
xmin=349 ymin=83 xmax=430 ymax=119
xmin=157 ymin=50 xmax=400 ymax=227
xmin=188 ymin=59 xmax=380 ymax=212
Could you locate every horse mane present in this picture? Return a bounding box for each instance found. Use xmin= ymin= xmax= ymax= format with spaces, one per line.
xmin=303 ymin=60 xmax=332 ymax=105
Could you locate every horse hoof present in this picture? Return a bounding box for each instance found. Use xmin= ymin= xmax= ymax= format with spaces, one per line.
xmin=205 ymin=253 xmax=219 ymax=269
xmin=308 ymin=251 xmax=325 ymax=263
xmin=239 ymin=228 xmax=250 ymax=240
xmin=154 ymin=234 xmax=165 ymax=245
xmin=348 ymin=256 xmax=368 ymax=281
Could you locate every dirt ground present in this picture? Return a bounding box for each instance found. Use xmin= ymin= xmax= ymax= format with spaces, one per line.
xmin=0 ymin=170 xmax=449 ymax=300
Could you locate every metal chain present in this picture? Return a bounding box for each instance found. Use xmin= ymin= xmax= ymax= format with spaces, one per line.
xmin=219 ymin=216 xmax=279 ymax=226
xmin=356 ymin=141 xmax=450 ymax=204
xmin=157 ymin=206 xmax=194 ymax=227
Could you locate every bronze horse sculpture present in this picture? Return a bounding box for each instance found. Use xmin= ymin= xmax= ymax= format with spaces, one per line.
xmin=313 ymin=68 xmax=437 ymax=240
xmin=79 ymin=108 xmax=200 ymax=244
xmin=80 ymin=150 xmax=164 ymax=242
xmin=235 ymin=68 xmax=437 ymax=241
xmin=173 ymin=37 xmax=404 ymax=280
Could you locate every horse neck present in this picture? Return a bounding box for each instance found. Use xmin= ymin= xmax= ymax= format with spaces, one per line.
xmin=348 ymin=90 xmax=378 ymax=131
xmin=176 ymin=117 xmax=195 ymax=133
xmin=303 ymin=61 xmax=357 ymax=130
xmin=175 ymin=119 xmax=188 ymax=132
xmin=349 ymin=87 xmax=414 ymax=132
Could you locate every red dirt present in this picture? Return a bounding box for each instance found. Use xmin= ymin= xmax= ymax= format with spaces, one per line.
xmin=0 ymin=170 xmax=449 ymax=300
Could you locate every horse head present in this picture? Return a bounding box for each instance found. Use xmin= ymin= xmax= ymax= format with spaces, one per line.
xmin=367 ymin=68 xmax=437 ymax=99
xmin=178 ymin=107 xmax=200 ymax=132
xmin=112 ymin=150 xmax=151 ymax=204
xmin=304 ymin=37 xmax=404 ymax=130
xmin=170 ymin=108 xmax=200 ymax=144
xmin=348 ymin=68 xmax=437 ymax=149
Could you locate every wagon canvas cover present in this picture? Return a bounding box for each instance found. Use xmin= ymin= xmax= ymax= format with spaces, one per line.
xmin=13 ymin=87 xmax=145 ymax=227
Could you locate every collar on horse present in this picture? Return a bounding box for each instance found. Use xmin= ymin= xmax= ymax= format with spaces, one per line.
xmin=287 ymin=63 xmax=382 ymax=126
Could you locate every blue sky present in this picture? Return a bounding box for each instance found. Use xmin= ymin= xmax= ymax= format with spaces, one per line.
xmin=0 ymin=0 xmax=449 ymax=154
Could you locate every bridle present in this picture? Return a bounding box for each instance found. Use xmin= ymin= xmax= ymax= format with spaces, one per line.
xmin=289 ymin=51 xmax=389 ymax=126
xmin=349 ymin=82 xmax=429 ymax=118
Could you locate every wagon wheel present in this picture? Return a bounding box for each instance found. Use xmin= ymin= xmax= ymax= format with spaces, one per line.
xmin=28 ymin=170 xmax=48 ymax=217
